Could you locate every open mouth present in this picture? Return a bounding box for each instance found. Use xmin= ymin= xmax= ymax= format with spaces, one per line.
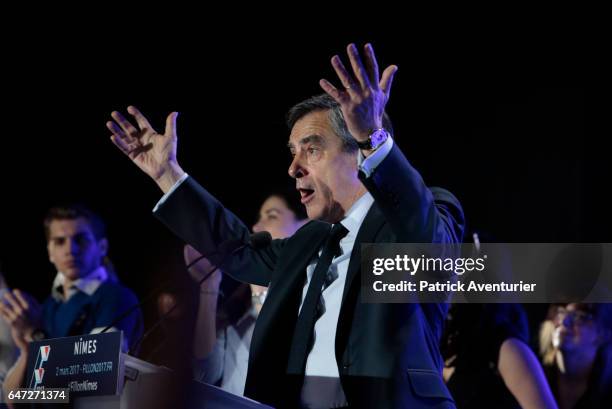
xmin=298 ymin=188 xmax=315 ymax=204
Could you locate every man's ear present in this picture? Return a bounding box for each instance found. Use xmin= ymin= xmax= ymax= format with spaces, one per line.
xmin=98 ymin=238 xmax=109 ymax=257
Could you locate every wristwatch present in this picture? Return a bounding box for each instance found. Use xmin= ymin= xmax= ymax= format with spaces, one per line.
xmin=355 ymin=128 xmax=390 ymax=150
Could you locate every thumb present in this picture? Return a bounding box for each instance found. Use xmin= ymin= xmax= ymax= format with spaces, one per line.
xmin=165 ymin=111 xmax=179 ymax=136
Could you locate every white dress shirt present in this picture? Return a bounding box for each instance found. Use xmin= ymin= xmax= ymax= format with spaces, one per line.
xmin=299 ymin=138 xmax=394 ymax=409
xmin=51 ymin=265 xmax=109 ymax=302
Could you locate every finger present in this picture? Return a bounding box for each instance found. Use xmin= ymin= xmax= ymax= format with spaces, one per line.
xmin=111 ymin=110 xmax=139 ymax=137
xmin=363 ymin=43 xmax=380 ymax=89
xmin=331 ymin=55 xmax=359 ymax=96
xmin=319 ymin=79 xmax=350 ymax=105
xmin=346 ymin=43 xmax=371 ymax=89
xmin=110 ymin=134 xmax=133 ymax=156
xmin=183 ymin=245 xmax=201 ymax=264
xmin=13 ymin=289 xmax=29 ymax=310
xmin=106 ymin=121 xmax=136 ymax=154
xmin=380 ymin=65 xmax=399 ymax=99
xmin=183 ymin=245 xmax=191 ymax=263
xmin=0 ymin=303 xmax=9 ymax=317
xmin=165 ymin=112 xmax=178 ymax=137
xmin=106 ymin=120 xmax=131 ymax=141
xmin=127 ymin=106 xmax=155 ymax=132
xmin=3 ymin=292 xmax=23 ymax=315
xmin=0 ymin=304 xmax=16 ymax=322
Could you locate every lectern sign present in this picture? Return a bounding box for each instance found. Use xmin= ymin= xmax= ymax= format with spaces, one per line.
xmin=25 ymin=332 xmax=123 ymax=397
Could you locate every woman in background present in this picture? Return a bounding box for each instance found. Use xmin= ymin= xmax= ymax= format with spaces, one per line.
xmin=539 ymin=303 xmax=612 ymax=409
xmin=187 ymin=193 xmax=306 ymax=395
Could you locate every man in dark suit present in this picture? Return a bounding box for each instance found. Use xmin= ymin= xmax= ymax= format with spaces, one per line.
xmin=107 ymin=43 xmax=464 ymax=408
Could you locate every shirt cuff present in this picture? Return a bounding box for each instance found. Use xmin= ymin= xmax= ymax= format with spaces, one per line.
xmin=357 ymin=137 xmax=394 ymax=178
xmin=153 ymin=173 xmax=190 ymax=212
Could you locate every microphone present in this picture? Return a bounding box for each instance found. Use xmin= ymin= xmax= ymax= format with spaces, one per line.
xmin=250 ymin=231 xmax=273 ymax=248
xmin=104 ymin=231 xmax=272 ymax=355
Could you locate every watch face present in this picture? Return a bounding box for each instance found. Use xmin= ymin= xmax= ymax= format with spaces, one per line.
xmin=371 ymin=129 xmax=388 ymax=147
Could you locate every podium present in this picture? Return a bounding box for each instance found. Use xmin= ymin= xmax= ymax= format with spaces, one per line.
xmin=74 ymin=354 xmax=273 ymax=409
xmin=25 ymin=333 xmax=273 ymax=409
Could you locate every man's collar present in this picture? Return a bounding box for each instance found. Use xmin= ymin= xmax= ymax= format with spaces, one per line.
xmin=338 ymin=192 xmax=374 ymax=235
xmin=51 ymin=266 xmax=109 ymax=301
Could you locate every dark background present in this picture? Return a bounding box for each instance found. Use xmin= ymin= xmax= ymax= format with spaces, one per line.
xmin=0 ymin=18 xmax=607 ymax=329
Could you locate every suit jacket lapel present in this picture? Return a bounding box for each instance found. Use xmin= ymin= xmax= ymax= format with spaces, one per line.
xmin=341 ymin=203 xmax=386 ymax=304
xmin=335 ymin=204 xmax=386 ymax=363
xmin=248 ymin=221 xmax=330 ymax=374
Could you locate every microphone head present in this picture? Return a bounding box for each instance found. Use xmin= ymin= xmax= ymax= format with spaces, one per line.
xmin=250 ymin=231 xmax=272 ymax=249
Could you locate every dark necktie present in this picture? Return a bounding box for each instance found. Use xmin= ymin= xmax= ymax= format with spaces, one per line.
xmin=287 ymin=223 xmax=349 ymax=374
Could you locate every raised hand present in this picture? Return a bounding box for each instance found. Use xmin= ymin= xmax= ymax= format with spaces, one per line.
xmin=0 ymin=289 xmax=42 ymax=350
xmin=319 ymin=43 xmax=398 ymax=143
xmin=107 ymin=106 xmax=185 ymax=192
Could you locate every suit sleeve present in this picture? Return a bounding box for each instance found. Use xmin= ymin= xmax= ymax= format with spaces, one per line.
xmin=359 ymin=143 xmax=465 ymax=245
xmin=359 ymin=142 xmax=465 ymax=341
xmin=153 ymin=176 xmax=284 ymax=286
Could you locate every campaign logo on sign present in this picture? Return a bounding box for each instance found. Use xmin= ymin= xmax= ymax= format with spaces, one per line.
xmin=26 ymin=332 xmax=123 ymax=396
xmin=30 ymin=345 xmax=51 ymax=388
xmin=40 ymin=345 xmax=51 ymax=362
xmin=34 ymin=368 xmax=45 ymax=384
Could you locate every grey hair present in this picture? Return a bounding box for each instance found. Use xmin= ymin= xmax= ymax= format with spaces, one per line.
xmin=286 ymin=94 xmax=393 ymax=153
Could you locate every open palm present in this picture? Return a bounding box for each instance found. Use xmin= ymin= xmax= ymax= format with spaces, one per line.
xmin=107 ymin=106 xmax=179 ymax=182
xmin=319 ymin=43 xmax=398 ymax=142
